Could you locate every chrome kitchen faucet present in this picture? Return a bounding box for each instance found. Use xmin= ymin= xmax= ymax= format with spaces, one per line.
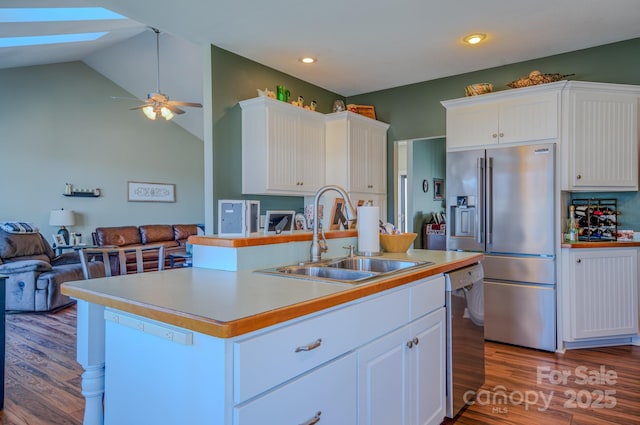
xmin=310 ymin=185 xmax=356 ymax=262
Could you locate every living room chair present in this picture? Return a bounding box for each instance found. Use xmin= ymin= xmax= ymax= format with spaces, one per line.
xmin=79 ymin=244 xmax=165 ymax=279
xmin=0 ymin=226 xmax=105 ymax=312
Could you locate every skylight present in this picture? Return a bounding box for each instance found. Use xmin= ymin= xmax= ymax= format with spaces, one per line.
xmin=0 ymin=8 xmax=126 ymax=23
xmin=0 ymin=7 xmax=124 ymax=48
xmin=0 ymin=32 xmax=108 ymax=48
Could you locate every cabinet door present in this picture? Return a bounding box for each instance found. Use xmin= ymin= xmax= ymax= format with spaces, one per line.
xmin=349 ymin=121 xmax=386 ymax=194
xmin=446 ymin=103 xmax=498 ymax=149
xmin=568 ymin=90 xmax=638 ymax=190
xmin=358 ymin=325 xmax=411 ymax=425
xmin=571 ymin=249 xmax=639 ymax=339
xmin=234 ymin=353 xmax=356 ymax=424
xmin=297 ymin=114 xmax=326 ymax=192
xmin=410 ymin=308 xmax=446 ymax=425
xmin=266 ymin=105 xmax=300 ymax=192
xmin=498 ymin=92 xmax=558 ymax=144
xmin=357 ymin=307 xmax=446 ymax=425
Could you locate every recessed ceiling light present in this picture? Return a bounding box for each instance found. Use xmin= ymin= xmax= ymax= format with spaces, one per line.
xmin=463 ymin=33 xmax=487 ymax=45
xmin=299 ymin=57 xmax=317 ymax=64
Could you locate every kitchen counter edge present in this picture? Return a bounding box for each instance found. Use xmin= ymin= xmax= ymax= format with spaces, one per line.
xmin=561 ymin=241 xmax=640 ymax=248
xmin=61 ymin=251 xmax=482 ymax=339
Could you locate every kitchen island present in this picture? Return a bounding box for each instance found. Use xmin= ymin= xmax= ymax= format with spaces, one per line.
xmin=62 ymin=242 xmax=481 ymax=425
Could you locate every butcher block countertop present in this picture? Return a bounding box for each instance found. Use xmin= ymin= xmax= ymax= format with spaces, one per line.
xmin=561 ymin=241 xmax=640 ymax=248
xmin=189 ymin=229 xmax=357 ymax=248
xmin=61 ymin=250 xmax=481 ymax=339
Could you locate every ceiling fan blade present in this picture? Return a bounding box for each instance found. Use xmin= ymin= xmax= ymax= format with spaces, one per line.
xmin=129 ymin=104 xmax=150 ymax=110
xmin=111 ymin=96 xmax=146 ymax=102
xmin=169 ymin=100 xmax=203 ymax=108
xmin=164 ymin=104 xmax=186 ymax=114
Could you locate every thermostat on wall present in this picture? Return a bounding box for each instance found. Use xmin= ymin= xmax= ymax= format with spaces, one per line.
xmin=218 ymin=200 xmax=260 ymax=237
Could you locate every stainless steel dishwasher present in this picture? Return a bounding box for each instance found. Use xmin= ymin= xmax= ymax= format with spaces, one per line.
xmin=445 ymin=263 xmax=485 ymax=419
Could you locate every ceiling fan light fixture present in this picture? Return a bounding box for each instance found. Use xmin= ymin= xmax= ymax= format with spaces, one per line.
xmin=114 ymin=27 xmax=202 ymax=120
xmin=142 ymin=105 xmax=157 ymax=120
xmin=463 ymin=33 xmax=486 ymax=45
xmin=160 ymin=107 xmax=175 ymax=120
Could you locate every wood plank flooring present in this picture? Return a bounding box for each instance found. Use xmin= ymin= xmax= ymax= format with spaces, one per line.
xmin=0 ymin=305 xmax=638 ymax=424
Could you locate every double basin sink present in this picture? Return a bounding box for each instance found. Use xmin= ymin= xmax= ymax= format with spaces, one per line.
xmin=256 ymin=256 xmax=433 ymax=284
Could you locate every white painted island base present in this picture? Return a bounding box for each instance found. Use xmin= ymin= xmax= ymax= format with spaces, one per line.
xmin=74 ymin=273 xmax=446 ymax=425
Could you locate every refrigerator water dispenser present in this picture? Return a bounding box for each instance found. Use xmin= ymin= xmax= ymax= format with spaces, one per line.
xmin=451 ymin=195 xmax=476 ymax=237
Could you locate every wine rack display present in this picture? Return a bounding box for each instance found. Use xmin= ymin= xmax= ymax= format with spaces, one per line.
xmin=571 ymin=198 xmax=618 ymax=241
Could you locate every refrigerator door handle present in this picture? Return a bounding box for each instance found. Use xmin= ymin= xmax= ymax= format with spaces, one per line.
xmin=477 ymin=156 xmax=485 ymax=244
xmin=487 ymin=156 xmax=494 ymax=245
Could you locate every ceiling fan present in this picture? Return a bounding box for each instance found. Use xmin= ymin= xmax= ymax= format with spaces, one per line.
xmin=113 ymin=27 xmax=202 ymax=121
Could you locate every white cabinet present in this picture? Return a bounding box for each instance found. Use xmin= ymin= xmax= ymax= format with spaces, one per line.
xmin=357 ymin=276 xmax=446 ymax=425
xmin=357 ymin=307 xmax=445 ymax=425
xmin=563 ymin=248 xmax=639 ymax=342
xmin=561 ymin=82 xmax=640 ymax=191
xmin=100 ymin=273 xmax=448 ymax=425
xmin=234 ymin=353 xmax=357 ymax=424
xmin=240 ymin=96 xmax=325 ymax=195
xmin=442 ymin=83 xmax=561 ymax=150
xmin=326 ymin=111 xmax=390 ymax=195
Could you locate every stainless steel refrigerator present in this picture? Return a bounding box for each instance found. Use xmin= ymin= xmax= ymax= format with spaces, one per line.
xmin=446 ymin=143 xmax=556 ymax=351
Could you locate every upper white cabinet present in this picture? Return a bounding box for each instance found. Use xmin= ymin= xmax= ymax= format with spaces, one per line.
xmin=561 ymin=82 xmax=640 ymax=191
xmin=241 ymin=97 xmax=326 ymax=196
xmin=326 ymin=112 xmax=390 ymax=195
xmin=442 ymin=82 xmax=562 ymax=150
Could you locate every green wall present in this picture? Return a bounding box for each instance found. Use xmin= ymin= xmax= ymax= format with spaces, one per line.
xmin=347 ymin=38 xmax=640 ymax=222
xmin=208 ymin=38 xmax=640 ymax=230
xmin=210 ymin=45 xmax=344 ymax=223
xmin=409 ymin=138 xmax=445 ymax=247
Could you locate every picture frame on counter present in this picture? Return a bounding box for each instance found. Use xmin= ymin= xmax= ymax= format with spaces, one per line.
xmin=127 ymin=181 xmax=176 ymax=203
xmin=294 ymin=213 xmax=307 ymax=231
xmin=264 ymin=210 xmax=295 ymax=234
xmin=330 ymin=198 xmax=349 ymax=230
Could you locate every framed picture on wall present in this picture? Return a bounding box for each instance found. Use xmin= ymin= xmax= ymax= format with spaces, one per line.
xmin=127 ymin=181 xmax=176 ymax=202
xmin=433 ymin=178 xmax=445 ymax=200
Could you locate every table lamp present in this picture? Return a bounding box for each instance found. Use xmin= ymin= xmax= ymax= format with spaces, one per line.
xmin=49 ymin=209 xmax=75 ymax=245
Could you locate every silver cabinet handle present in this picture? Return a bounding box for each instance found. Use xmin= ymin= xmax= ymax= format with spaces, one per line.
xmin=299 ymin=411 xmax=322 ymax=425
xmin=407 ymin=337 xmax=420 ymax=349
xmin=492 ymin=133 xmax=498 ymax=139
xmin=499 ymin=132 xmax=504 ymax=138
xmin=576 ymin=174 xmax=582 ymax=180
xmin=295 ymin=338 xmax=322 ymax=352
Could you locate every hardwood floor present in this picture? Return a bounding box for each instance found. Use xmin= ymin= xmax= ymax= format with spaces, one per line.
xmin=449 ymin=342 xmax=640 ymax=425
xmin=1 ymin=305 xmax=638 ymax=424
xmin=1 ymin=306 xmax=84 ymax=425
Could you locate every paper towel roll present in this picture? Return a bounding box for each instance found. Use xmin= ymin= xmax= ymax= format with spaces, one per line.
xmin=357 ymin=206 xmax=380 ymax=255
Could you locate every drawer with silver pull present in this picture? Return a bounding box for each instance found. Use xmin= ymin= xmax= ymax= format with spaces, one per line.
xmin=233 ymin=287 xmax=410 ymax=403
xmin=234 ymin=353 xmax=356 ymax=424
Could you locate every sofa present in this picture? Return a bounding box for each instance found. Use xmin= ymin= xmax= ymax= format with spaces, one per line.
xmin=93 ymin=224 xmax=198 ymax=274
xmin=0 ymin=228 xmax=105 ymax=312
